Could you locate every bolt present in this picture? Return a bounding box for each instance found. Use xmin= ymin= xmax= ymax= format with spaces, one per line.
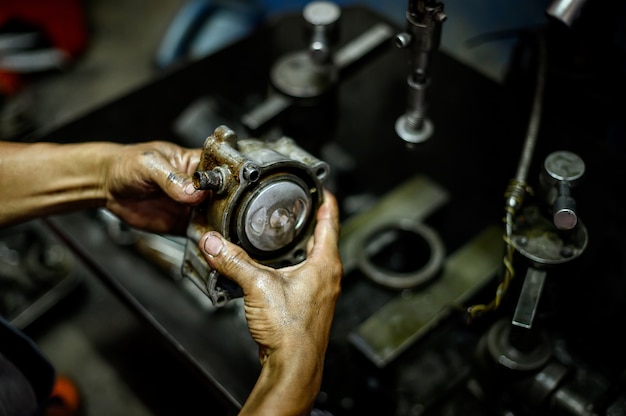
xmin=193 ymin=170 xmax=223 ymax=190
xmin=242 ymin=164 xmax=260 ymax=182
xmin=394 ymin=32 xmax=411 ymax=48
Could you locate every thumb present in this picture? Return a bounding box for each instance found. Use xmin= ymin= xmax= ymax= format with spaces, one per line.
xmin=199 ymin=232 xmax=271 ymax=291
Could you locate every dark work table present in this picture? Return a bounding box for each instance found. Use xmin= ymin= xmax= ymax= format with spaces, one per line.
xmin=32 ymin=5 xmax=626 ymax=416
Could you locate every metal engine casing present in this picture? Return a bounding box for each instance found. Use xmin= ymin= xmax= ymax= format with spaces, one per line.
xmin=182 ymin=125 xmax=329 ymax=306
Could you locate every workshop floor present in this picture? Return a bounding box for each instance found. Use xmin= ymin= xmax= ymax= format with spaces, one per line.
xmin=5 ymin=1 xmax=232 ymax=415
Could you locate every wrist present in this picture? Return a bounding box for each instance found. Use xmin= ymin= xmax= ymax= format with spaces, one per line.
xmin=54 ymin=141 xmax=122 ymax=207
xmin=241 ymin=345 xmax=326 ymax=416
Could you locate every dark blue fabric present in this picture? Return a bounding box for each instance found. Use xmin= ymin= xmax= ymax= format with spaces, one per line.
xmin=0 ymin=316 xmax=54 ymax=416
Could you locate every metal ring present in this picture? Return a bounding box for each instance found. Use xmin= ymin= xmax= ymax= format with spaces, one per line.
xmin=357 ymin=219 xmax=445 ymax=289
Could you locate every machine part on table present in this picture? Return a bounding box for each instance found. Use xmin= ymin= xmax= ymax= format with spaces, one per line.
xmin=467 ymin=151 xmax=590 ymax=413
xmin=243 ymin=1 xmax=341 ymax=132
xmin=339 ymin=174 xmax=449 ymax=275
xmin=511 ymin=267 xmax=546 ymax=331
xmin=271 ymin=1 xmax=341 ymax=99
xmin=394 ymin=0 xmax=446 ymax=145
xmin=510 ymin=204 xmax=588 ymax=267
xmin=509 ymin=151 xmax=589 ymax=269
xmin=473 ymin=317 xmax=556 ymax=410
xmin=473 ymin=318 xmax=605 ymax=416
xmin=240 ymin=1 xmax=394 ymax=132
xmin=349 ymin=224 xmax=502 ymax=368
xmin=357 ymin=218 xmax=444 ymax=290
xmin=503 ymin=200 xmax=588 ymax=336
xmin=478 ymin=318 xmax=553 ymax=374
xmin=539 ymin=150 xmax=585 ymax=231
xmin=303 ymin=1 xmax=341 ymax=66
xmin=470 ymin=146 xmax=590 ymax=412
xmin=182 ymin=125 xmax=329 ymax=306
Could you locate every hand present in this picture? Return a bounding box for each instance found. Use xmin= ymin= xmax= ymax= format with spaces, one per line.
xmin=199 ymin=189 xmax=343 ymax=415
xmin=0 ymin=140 xmax=207 ymax=230
xmin=103 ymin=141 xmax=207 ymax=234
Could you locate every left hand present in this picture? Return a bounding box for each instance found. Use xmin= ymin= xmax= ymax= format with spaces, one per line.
xmin=103 ymin=141 xmax=207 ymax=234
xmin=198 ymin=190 xmax=342 ymax=415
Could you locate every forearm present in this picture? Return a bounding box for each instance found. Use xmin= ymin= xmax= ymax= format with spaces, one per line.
xmin=0 ymin=141 xmax=121 ymax=226
xmin=240 ymin=346 xmax=326 ymax=416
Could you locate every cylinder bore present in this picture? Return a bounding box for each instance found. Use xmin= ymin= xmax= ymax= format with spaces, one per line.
xmin=357 ymin=219 xmax=445 ymax=289
xmin=237 ymin=175 xmax=313 ymax=255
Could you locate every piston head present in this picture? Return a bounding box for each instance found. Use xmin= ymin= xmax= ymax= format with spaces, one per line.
xmin=239 ymin=176 xmax=312 ymax=257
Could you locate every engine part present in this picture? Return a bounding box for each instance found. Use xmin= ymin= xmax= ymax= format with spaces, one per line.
xmin=357 ymin=218 xmax=444 ymax=290
xmin=240 ymin=1 xmax=394 ymax=133
xmin=182 ymin=125 xmax=330 ymax=306
xmin=539 ymin=150 xmax=585 ymax=231
xmin=270 ymin=1 xmax=341 ymax=98
xmin=394 ymin=0 xmax=446 ymax=145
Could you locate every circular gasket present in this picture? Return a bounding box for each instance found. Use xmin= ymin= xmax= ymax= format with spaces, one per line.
xmin=357 ymin=219 xmax=445 ymax=290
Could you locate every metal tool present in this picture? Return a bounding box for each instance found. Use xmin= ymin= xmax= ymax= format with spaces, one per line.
xmin=539 ymin=150 xmax=585 ymax=231
xmin=507 ymin=150 xmax=588 ymax=335
xmin=394 ymin=0 xmax=446 ymax=145
xmin=241 ymin=1 xmax=394 ymax=133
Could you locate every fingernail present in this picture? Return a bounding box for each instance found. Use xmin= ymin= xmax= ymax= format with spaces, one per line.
xmin=203 ymin=233 xmax=223 ymax=256
xmin=184 ymin=182 xmax=196 ymax=195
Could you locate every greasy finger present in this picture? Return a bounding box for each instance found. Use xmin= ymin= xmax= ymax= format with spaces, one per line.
xmin=140 ymin=143 xmax=205 ymax=204
xmin=309 ymin=189 xmax=341 ymax=258
xmin=199 ymin=231 xmax=272 ymax=291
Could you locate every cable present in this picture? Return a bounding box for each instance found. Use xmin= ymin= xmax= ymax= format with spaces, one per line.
xmin=466 ymin=30 xmax=547 ymax=322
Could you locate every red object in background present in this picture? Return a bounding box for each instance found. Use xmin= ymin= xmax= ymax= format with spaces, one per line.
xmin=0 ymin=0 xmax=89 ymax=94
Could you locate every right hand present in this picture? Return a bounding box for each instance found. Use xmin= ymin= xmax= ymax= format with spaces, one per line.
xmin=199 ymin=189 xmax=342 ymax=415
